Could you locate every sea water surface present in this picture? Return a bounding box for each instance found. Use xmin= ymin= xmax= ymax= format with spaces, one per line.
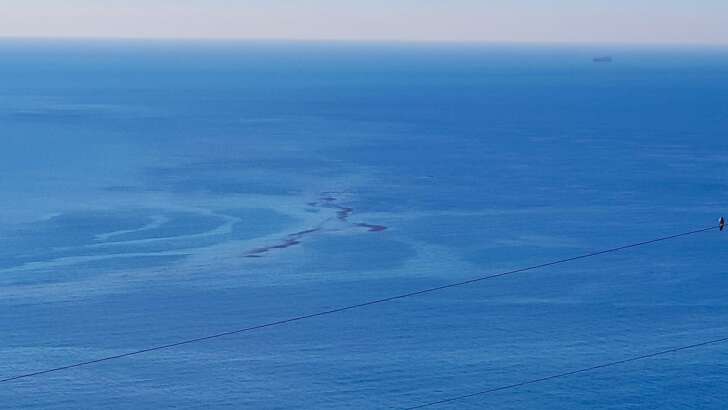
xmin=1 ymin=40 xmax=727 ymax=409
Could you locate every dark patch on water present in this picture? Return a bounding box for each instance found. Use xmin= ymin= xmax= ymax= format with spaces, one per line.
xmin=355 ymin=223 xmax=387 ymax=232
xmin=243 ymin=194 xmax=387 ymax=258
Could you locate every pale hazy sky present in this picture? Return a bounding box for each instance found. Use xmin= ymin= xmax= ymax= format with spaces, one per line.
xmin=1 ymin=0 xmax=727 ymax=45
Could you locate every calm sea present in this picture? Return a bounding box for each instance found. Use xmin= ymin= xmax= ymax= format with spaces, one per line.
xmin=1 ymin=40 xmax=727 ymax=409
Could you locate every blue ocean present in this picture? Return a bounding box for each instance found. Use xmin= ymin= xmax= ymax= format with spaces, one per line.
xmin=1 ymin=40 xmax=727 ymax=409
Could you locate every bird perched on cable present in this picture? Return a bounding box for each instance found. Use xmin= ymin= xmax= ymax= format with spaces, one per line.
xmin=720 ymin=217 xmax=726 ymax=231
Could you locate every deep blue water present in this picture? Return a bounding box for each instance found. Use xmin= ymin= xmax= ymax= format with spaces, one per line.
xmin=1 ymin=40 xmax=727 ymax=409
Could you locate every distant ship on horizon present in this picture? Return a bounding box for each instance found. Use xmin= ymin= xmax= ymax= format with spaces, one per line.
xmin=593 ymin=56 xmax=613 ymax=63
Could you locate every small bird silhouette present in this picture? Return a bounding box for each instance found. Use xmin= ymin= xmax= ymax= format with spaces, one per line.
xmin=720 ymin=216 xmax=725 ymax=232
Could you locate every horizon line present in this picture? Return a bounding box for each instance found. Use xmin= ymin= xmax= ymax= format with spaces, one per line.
xmin=1 ymin=35 xmax=727 ymax=49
